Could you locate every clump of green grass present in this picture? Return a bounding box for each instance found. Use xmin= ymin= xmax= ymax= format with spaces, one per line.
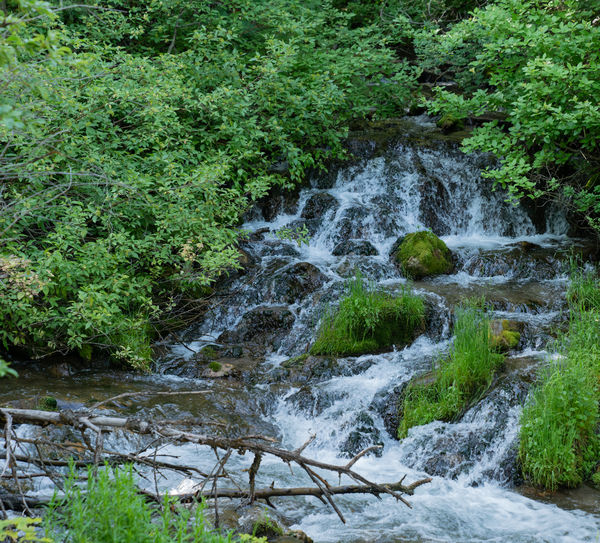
xmin=44 ymin=464 xmax=234 ymax=543
xmin=519 ymin=269 xmax=600 ymax=489
xmin=208 ymin=361 xmax=222 ymax=372
xmin=310 ymin=272 xmax=425 ymax=356
xmin=398 ymin=303 xmax=503 ymax=438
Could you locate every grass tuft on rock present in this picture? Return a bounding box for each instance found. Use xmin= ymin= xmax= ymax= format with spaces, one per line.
xmin=519 ymin=269 xmax=600 ymax=490
xmin=398 ymin=302 xmax=503 ymax=439
xmin=310 ymin=272 xmax=424 ymax=357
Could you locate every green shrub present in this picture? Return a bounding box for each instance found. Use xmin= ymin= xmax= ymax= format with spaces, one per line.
xmin=44 ymin=464 xmax=232 ymax=543
xmin=0 ymin=0 xmax=420 ymax=369
xmin=398 ymin=303 xmax=503 ymax=438
xmin=310 ymin=272 xmax=425 ymax=356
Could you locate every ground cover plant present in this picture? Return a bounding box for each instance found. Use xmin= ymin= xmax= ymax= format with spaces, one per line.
xmin=310 ymin=272 xmax=425 ymax=356
xmin=398 ymin=303 xmax=504 ymax=438
xmin=43 ymin=464 xmax=259 ymax=543
xmin=519 ymin=270 xmax=600 ymax=489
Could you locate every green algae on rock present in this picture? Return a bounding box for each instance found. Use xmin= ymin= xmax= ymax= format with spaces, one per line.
xmin=393 ymin=231 xmax=454 ymax=279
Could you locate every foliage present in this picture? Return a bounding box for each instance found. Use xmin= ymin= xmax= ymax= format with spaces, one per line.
xmin=311 ymin=271 xmax=424 ymax=356
xmin=0 ymin=0 xmax=420 ymax=367
xmin=0 ymin=355 xmax=18 ymax=378
xmin=0 ymin=517 xmax=51 ymax=543
xmin=398 ymin=303 xmax=504 ymax=438
xmin=420 ymin=0 xmax=600 ymax=229
xmin=519 ymin=270 xmax=600 ymax=489
xmin=44 ymin=464 xmax=233 ymax=543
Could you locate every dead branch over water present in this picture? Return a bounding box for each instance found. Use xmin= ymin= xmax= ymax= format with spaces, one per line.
xmin=0 ymin=395 xmax=431 ymax=524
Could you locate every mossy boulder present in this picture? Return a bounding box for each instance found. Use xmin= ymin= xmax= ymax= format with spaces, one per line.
xmin=393 ymin=231 xmax=453 ymax=279
xmin=489 ymin=319 xmax=522 ymax=352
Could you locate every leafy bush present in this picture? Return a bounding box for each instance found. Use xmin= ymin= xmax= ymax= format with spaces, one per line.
xmin=420 ymin=0 xmax=600 ymax=229
xmin=0 ymin=0 xmax=420 ymax=367
xmin=398 ymin=303 xmax=503 ymax=438
xmin=310 ymin=272 xmax=424 ymax=356
xmin=44 ymin=464 xmax=232 ymax=543
xmin=519 ymin=271 xmax=600 ymax=489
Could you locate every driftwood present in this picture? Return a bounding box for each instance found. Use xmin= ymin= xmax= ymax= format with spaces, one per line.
xmin=0 ymin=394 xmax=431 ymax=524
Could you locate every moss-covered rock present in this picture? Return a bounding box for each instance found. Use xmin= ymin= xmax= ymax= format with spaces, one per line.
xmin=489 ymin=319 xmax=521 ymax=352
xmin=393 ymin=231 xmax=453 ymax=279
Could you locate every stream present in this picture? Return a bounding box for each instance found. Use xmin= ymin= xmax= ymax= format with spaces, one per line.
xmin=2 ymin=116 xmax=599 ymax=542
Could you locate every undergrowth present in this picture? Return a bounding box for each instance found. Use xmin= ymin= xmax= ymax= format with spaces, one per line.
xmin=398 ymin=302 xmax=503 ymax=438
xmin=519 ymin=269 xmax=600 ymax=489
xmin=43 ymin=464 xmax=247 ymax=543
xmin=310 ymin=272 xmax=424 ymax=356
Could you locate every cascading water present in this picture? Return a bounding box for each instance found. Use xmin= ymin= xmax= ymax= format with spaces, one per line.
xmin=2 ymin=117 xmax=598 ymax=541
xmin=179 ymin=117 xmax=597 ymax=542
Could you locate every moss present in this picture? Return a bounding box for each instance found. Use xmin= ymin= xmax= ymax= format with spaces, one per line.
xmin=208 ymin=361 xmax=222 ymax=372
xmin=489 ymin=319 xmax=521 ymax=352
xmin=282 ymin=353 xmax=310 ymax=368
xmin=38 ymin=396 xmax=58 ymax=411
xmin=394 ymin=231 xmax=453 ymax=279
xmin=591 ymin=470 xmax=600 ymax=488
xmin=310 ymin=272 xmax=425 ymax=356
xmin=252 ymin=513 xmax=284 ymax=539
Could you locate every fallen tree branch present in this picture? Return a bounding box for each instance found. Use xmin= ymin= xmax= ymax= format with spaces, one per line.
xmin=0 ymin=405 xmax=431 ymax=520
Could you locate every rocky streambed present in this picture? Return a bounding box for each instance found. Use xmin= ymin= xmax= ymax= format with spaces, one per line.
xmin=2 ymin=116 xmax=600 ymax=542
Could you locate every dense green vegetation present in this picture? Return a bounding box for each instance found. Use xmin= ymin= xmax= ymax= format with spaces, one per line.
xmin=519 ymin=271 xmax=600 ymax=489
xmin=1 ymin=0 xmax=598 ymax=368
xmin=310 ymin=273 xmax=424 ymax=356
xmin=421 ymin=0 xmax=600 ymax=225
xmin=43 ymin=464 xmax=262 ymax=543
xmin=398 ymin=304 xmax=504 ymax=438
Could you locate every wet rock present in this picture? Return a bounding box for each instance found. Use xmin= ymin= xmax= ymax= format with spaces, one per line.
xmin=301 ymin=192 xmax=338 ymax=220
xmin=285 ymin=217 xmax=321 ymax=237
xmin=392 ymin=231 xmax=454 ymax=279
xmin=340 ymin=412 xmax=383 ymax=458
xmin=218 ymin=306 xmax=295 ymax=356
xmin=418 ymin=174 xmax=452 ymax=236
xmin=335 ymin=257 xmax=390 ymax=280
xmin=285 ymin=386 xmax=341 ymax=416
xmin=257 ymin=186 xmax=300 ymax=222
xmin=458 ymin=245 xmax=567 ymax=280
xmin=201 ymin=362 xmax=237 ymax=378
xmin=332 ymin=239 xmax=378 ymax=257
xmin=334 ymin=207 xmax=371 ymax=244
xmin=269 ymin=262 xmax=327 ymax=304
xmin=277 ymin=354 xmax=344 ymax=384
xmin=371 ymin=383 xmax=406 ymax=440
xmin=489 ymin=319 xmax=522 ymax=352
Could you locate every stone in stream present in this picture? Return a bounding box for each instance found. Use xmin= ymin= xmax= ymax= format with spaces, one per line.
xmin=268 ymin=262 xmax=327 ymax=304
xmin=331 ymin=239 xmax=378 ymax=257
xmin=391 ymin=231 xmax=454 ymax=279
xmin=489 ymin=319 xmax=522 ymax=352
xmin=339 ymin=411 xmax=384 ymax=458
xmin=218 ymin=305 xmax=295 ymax=357
xmin=301 ymin=192 xmax=338 ymax=220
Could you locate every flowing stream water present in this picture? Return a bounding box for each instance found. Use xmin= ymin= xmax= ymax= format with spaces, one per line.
xmin=2 ymin=117 xmax=599 ymax=542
